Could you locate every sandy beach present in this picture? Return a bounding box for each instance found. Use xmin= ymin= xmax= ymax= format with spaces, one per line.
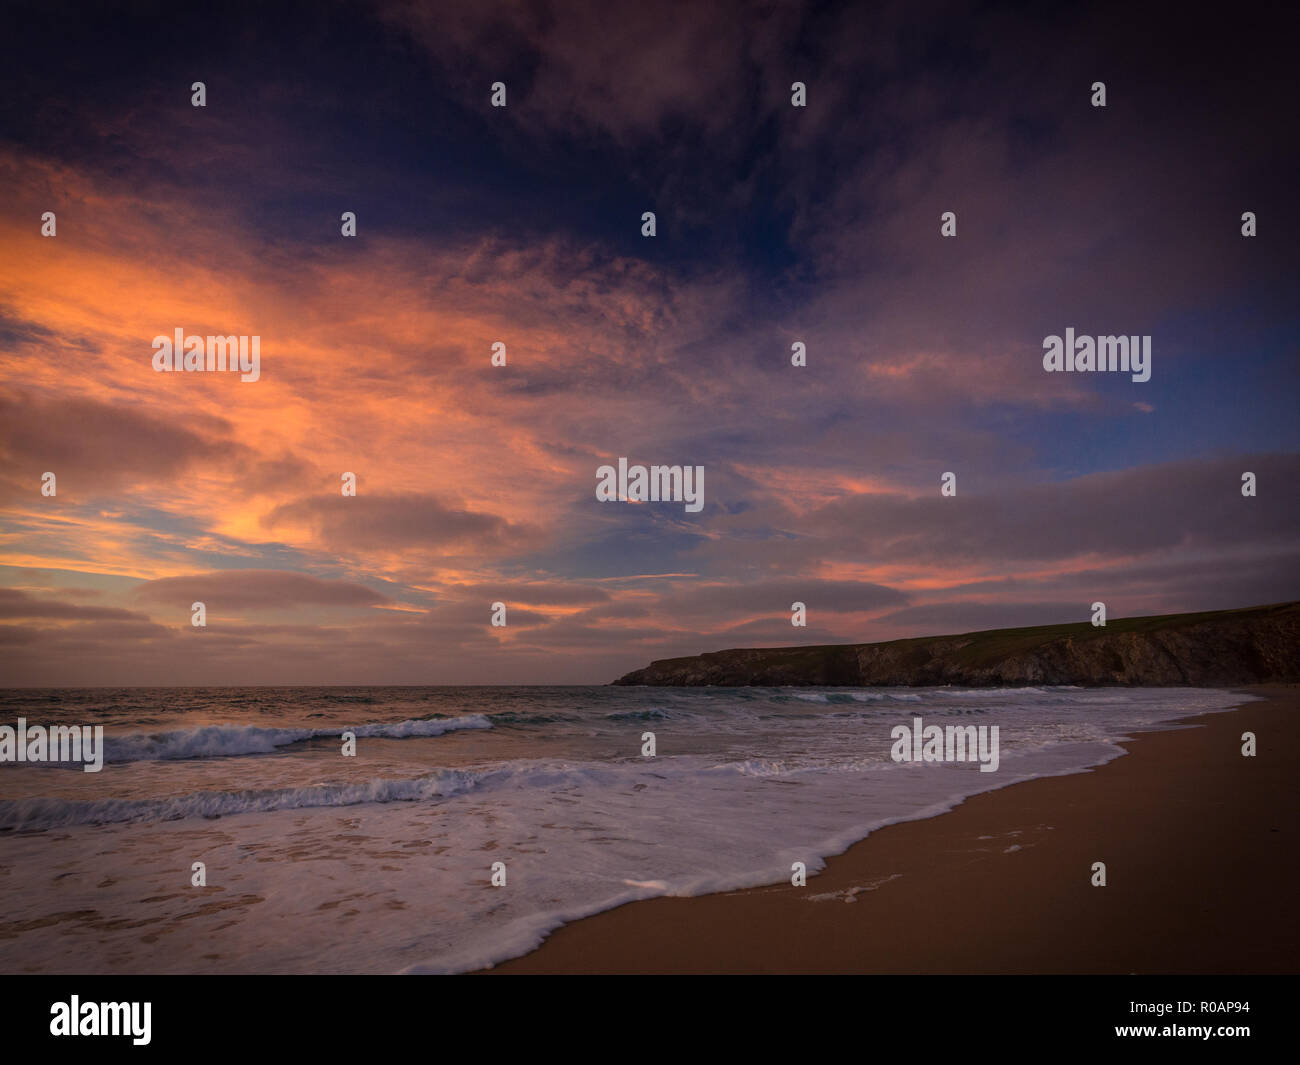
xmin=486 ymin=685 xmax=1299 ymax=974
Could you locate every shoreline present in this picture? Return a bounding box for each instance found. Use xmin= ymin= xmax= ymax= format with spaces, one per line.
xmin=484 ymin=684 xmax=1299 ymax=973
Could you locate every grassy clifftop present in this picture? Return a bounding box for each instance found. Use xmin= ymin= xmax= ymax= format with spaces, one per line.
xmin=612 ymin=601 xmax=1300 ymax=687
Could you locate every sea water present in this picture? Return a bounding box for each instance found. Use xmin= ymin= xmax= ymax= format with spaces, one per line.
xmin=0 ymin=685 xmax=1252 ymax=973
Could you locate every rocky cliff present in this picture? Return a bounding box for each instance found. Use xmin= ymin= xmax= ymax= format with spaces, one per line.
xmin=612 ymin=601 xmax=1300 ymax=687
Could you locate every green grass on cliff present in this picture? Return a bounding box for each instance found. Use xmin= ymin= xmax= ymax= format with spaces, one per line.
xmin=682 ymin=600 xmax=1299 ymax=671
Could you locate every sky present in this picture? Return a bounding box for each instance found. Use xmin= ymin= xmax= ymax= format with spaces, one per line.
xmin=0 ymin=0 xmax=1296 ymax=685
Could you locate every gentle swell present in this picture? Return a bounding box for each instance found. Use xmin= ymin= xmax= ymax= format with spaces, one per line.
xmin=0 ymin=769 xmax=483 ymax=831
xmin=99 ymin=715 xmax=491 ymax=764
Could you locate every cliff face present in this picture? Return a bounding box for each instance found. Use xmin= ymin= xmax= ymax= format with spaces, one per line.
xmin=612 ymin=601 xmax=1300 ymax=687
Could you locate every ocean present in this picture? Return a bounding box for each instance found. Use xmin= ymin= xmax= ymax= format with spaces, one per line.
xmin=0 ymin=685 xmax=1252 ymax=973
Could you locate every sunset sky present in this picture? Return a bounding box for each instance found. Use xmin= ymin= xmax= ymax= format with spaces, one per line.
xmin=1 ymin=0 xmax=1296 ymax=685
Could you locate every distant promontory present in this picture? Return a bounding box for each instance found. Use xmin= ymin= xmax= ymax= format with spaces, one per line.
xmin=611 ymin=601 xmax=1300 ymax=687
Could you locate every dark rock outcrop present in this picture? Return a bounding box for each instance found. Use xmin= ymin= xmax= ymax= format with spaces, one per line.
xmin=612 ymin=601 xmax=1300 ymax=687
